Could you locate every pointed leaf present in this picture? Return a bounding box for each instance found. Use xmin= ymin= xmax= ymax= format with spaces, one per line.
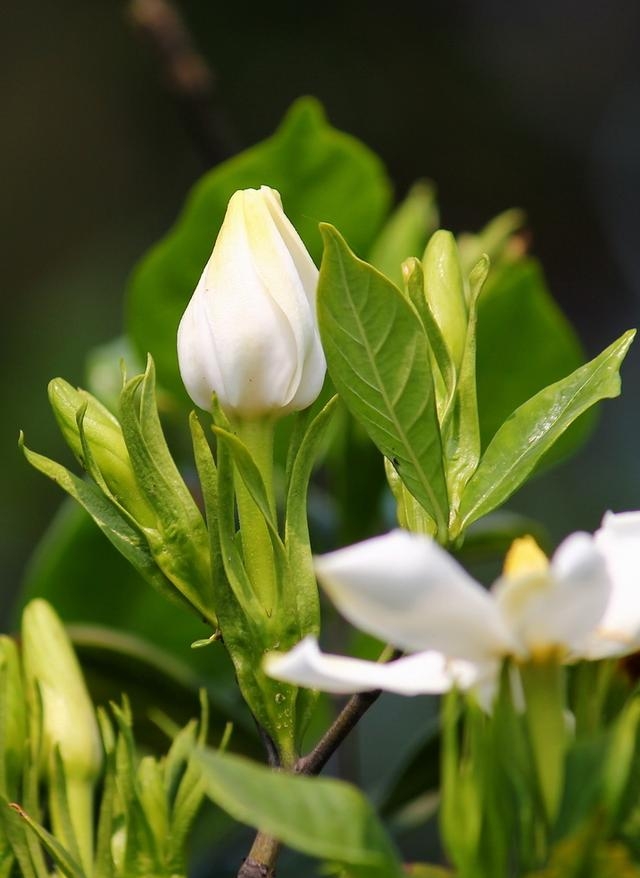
xmin=458 ymin=330 xmax=635 ymax=532
xmin=19 ymin=439 xmax=182 ymax=609
xmin=119 ymin=362 xmax=215 ymax=625
xmin=7 ymin=802 xmax=87 ymax=878
xmin=195 ymin=749 xmax=404 ymax=878
xmin=444 ymin=256 xmax=488 ymax=518
xmin=212 ymin=426 xmax=286 ymax=564
xmin=284 ymin=397 xmax=338 ymax=632
xmin=318 ymin=225 xmax=448 ymax=538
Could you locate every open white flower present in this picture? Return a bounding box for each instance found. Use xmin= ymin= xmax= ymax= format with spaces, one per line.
xmin=177 ymin=185 xmax=326 ymax=418
xmin=265 ymin=513 xmax=640 ymax=697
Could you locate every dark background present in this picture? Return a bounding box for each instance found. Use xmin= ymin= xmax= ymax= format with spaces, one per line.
xmin=3 ymin=0 xmax=640 ymax=617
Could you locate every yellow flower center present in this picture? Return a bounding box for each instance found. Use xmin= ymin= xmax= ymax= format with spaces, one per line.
xmin=502 ymin=536 xmax=548 ymax=578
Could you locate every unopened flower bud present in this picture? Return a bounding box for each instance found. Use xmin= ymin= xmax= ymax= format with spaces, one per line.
xmin=22 ymin=599 xmax=102 ymax=785
xmin=0 ymin=636 xmax=27 ymax=796
xmin=423 ymin=230 xmax=468 ymax=369
xmin=48 ymin=378 xmax=155 ymax=526
xmin=177 ymin=186 xmax=326 ymax=418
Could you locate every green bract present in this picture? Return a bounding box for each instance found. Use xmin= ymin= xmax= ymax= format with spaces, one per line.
xmin=22 ymin=359 xmax=216 ymax=628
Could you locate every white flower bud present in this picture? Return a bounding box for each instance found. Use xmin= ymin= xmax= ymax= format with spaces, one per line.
xmin=177 ymin=186 xmax=326 ymax=418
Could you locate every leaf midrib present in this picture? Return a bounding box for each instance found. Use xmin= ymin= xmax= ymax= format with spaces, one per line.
xmin=330 ymin=247 xmax=446 ymax=530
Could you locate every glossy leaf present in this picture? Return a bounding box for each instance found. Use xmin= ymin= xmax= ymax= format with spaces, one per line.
xmin=318 ymin=224 xmax=448 ymax=538
xmin=127 ymin=98 xmax=391 ymax=399
xmin=196 ymin=748 xmax=404 ymax=878
xmin=475 ymin=258 xmax=587 ymax=457
xmin=458 ymin=329 xmax=635 ymax=533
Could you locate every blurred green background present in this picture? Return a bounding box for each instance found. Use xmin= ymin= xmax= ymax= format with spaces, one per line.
xmin=3 ymin=0 xmax=640 ymax=621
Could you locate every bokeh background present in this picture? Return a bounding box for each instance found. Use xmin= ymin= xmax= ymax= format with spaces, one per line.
xmin=3 ymin=0 xmax=640 ymax=618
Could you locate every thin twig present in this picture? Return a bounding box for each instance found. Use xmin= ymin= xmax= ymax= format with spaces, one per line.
xmin=236 ymin=648 xmax=400 ymax=876
xmin=128 ymin=0 xmax=238 ymax=165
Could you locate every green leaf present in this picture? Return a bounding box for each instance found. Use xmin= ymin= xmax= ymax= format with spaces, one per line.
xmin=284 ymin=396 xmax=338 ymax=639
xmin=119 ymin=360 xmax=215 ymax=626
xmin=4 ymin=801 xmax=87 ymax=878
xmin=422 ymin=230 xmax=467 ymax=370
xmin=195 ymin=749 xmax=404 ymax=878
xmin=127 ymin=98 xmax=391 ymax=399
xmin=212 ymin=426 xmax=286 ymax=565
xmin=369 ymin=181 xmax=439 ymax=288
xmin=475 ymin=258 xmax=587 ymax=460
xmin=443 ymin=256 xmax=488 ymax=517
xmin=318 ymin=224 xmax=448 ymax=538
xmin=458 ymin=329 xmax=635 ymax=533
xmin=19 ymin=439 xmax=182 ymax=611
xmin=402 ymin=257 xmax=455 ymax=418
xmin=17 ymin=500 xmax=235 ymax=697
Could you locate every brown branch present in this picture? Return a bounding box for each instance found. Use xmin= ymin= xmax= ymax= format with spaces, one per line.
xmin=295 ymin=671 xmax=397 ymax=777
xmin=128 ymin=0 xmax=238 ymax=165
xmin=235 ymin=648 xmax=401 ymax=876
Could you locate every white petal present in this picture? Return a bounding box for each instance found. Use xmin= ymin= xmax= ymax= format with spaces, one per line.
xmin=314 ymin=530 xmax=514 ymax=662
xmin=592 ymin=511 xmax=640 ymax=653
xmin=263 ymin=636 xmax=478 ymax=695
xmin=493 ymin=532 xmax=611 ymax=656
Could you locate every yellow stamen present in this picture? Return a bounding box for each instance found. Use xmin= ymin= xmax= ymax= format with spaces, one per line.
xmin=503 ymin=536 xmax=548 ymax=578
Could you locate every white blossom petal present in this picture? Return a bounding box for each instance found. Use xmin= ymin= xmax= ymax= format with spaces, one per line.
xmin=177 ymin=187 xmax=325 ymax=417
xmin=314 ymin=530 xmax=515 ymax=662
xmin=263 ymin=636 xmax=479 ymax=695
xmin=591 ymin=511 xmax=640 ymax=654
xmin=493 ymin=532 xmax=611 ymax=656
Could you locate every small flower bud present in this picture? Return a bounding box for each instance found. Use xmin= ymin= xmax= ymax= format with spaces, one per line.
xmin=177 ymin=186 xmax=326 ymax=418
xmin=48 ymin=378 xmax=155 ymax=526
xmin=0 ymin=635 xmax=27 ymax=796
xmin=21 ymin=599 xmax=102 ymax=785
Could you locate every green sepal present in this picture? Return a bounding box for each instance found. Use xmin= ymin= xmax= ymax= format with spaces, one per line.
xmin=3 ymin=797 xmax=87 ymax=878
xmin=457 ymin=329 xmax=636 ymax=536
xmin=119 ymin=358 xmax=215 ymax=626
xmin=442 ymin=255 xmax=488 ymax=522
xmin=401 ymin=256 xmax=456 ymax=420
xmin=190 ymin=414 xmax=298 ymax=764
xmin=384 ymin=457 xmax=437 ymax=536
xmin=47 ymin=749 xmax=84 ymax=872
xmin=283 ymin=395 xmax=338 ymax=639
xmin=318 ymin=223 xmax=449 ymax=541
xmin=422 ymin=230 xmax=468 ymax=370
xmin=212 ymin=426 xmax=288 ymax=576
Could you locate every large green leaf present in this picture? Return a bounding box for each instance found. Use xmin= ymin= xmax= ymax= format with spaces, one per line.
xmin=458 ymin=330 xmax=635 ymax=532
xmin=127 ymin=98 xmax=391 ymax=399
xmin=195 ymin=749 xmax=404 ymax=878
xmin=318 ymin=224 xmax=448 ymax=538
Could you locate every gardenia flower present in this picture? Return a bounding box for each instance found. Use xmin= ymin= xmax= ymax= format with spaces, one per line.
xmin=177 ymin=185 xmax=326 ymax=418
xmin=265 ymin=512 xmax=640 ymax=697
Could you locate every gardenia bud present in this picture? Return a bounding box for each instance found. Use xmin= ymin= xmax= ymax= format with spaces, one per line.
xmin=177 ymin=186 xmax=326 ymax=418
xmin=48 ymin=378 xmax=156 ymax=527
xmin=21 ymin=600 xmax=102 ymax=785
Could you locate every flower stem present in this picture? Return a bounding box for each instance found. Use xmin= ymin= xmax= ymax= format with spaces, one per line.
xmin=520 ymin=658 xmax=567 ymax=826
xmin=233 ymin=417 xmax=278 ymax=614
